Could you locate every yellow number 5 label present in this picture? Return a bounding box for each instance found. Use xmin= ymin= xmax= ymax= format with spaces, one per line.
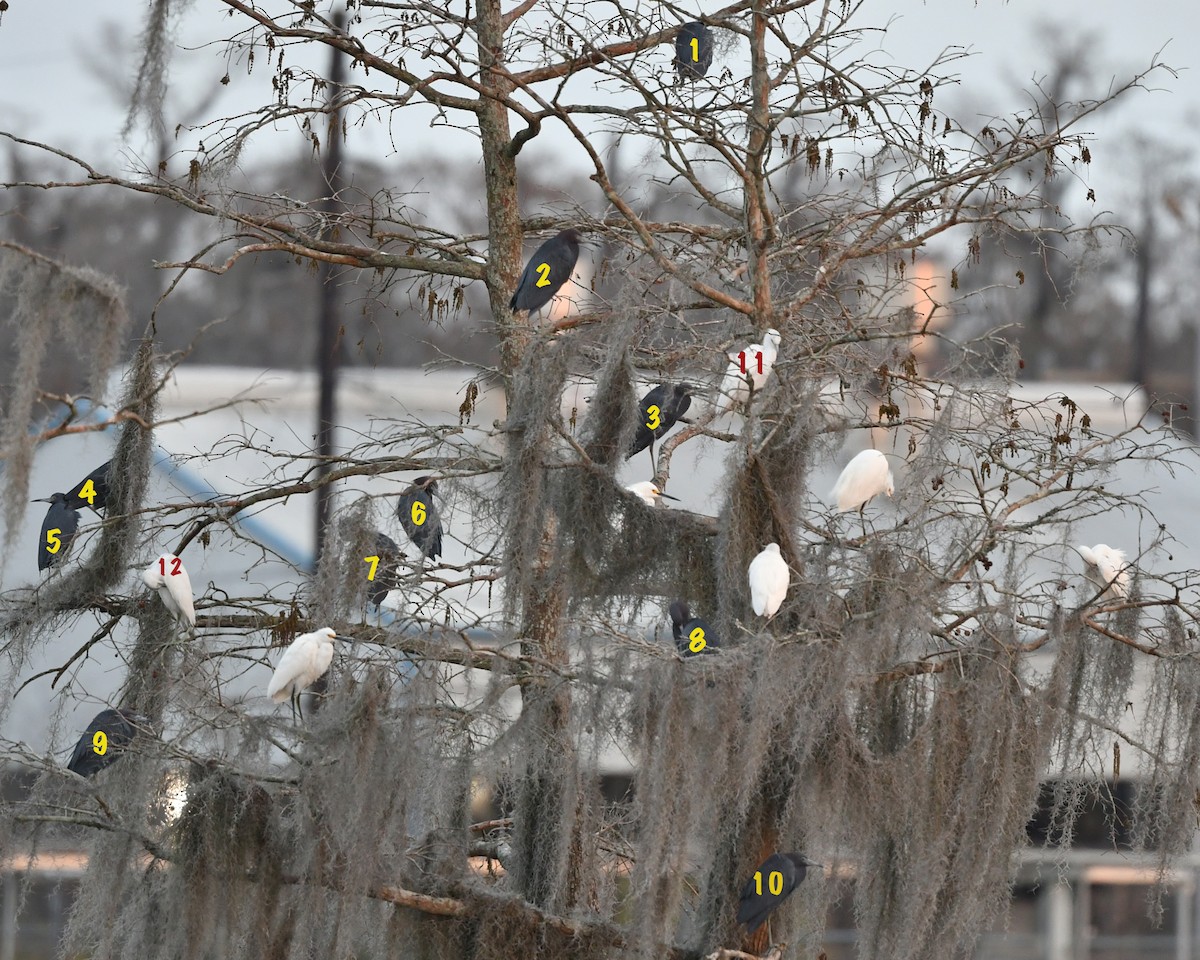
xmin=646 ymin=404 xmax=661 ymax=430
xmin=46 ymin=528 xmax=62 ymax=554
xmin=92 ymin=731 xmax=108 ymax=755
xmin=364 ymin=555 xmax=380 ymax=580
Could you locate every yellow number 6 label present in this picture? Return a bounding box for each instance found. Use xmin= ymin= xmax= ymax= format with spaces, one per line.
xmin=535 ymin=263 xmax=552 ymax=288
xmin=46 ymin=528 xmax=62 ymax=554
xmin=364 ymin=555 xmax=380 ymax=580
xmin=411 ymin=501 xmax=427 ymax=526
xmin=646 ymin=404 xmax=661 ymax=430
xmin=92 ymin=731 xmax=108 ymax=755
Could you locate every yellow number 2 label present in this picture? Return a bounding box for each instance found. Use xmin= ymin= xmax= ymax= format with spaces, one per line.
xmin=646 ymin=404 xmax=661 ymax=430
xmin=411 ymin=501 xmax=427 ymax=526
xmin=535 ymin=263 xmax=552 ymax=288
xmin=364 ymin=555 xmax=380 ymax=581
xmin=688 ymin=627 xmax=706 ymax=653
xmin=690 ymin=37 xmax=699 ymax=62
xmin=46 ymin=528 xmax=62 ymax=554
xmin=78 ymin=479 xmax=97 ymax=505
xmin=92 ymin=730 xmax=108 ymax=755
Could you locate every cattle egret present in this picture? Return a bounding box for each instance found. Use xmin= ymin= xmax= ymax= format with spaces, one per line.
xmin=625 ymin=481 xmax=679 ymax=507
xmin=397 ymin=476 xmax=443 ymax=560
xmin=669 ymin=600 xmax=718 ymax=656
xmin=830 ymin=449 xmax=894 ymax=512
xmin=142 ymin=553 xmax=197 ymax=629
xmin=67 ymin=460 xmax=112 ymax=514
xmin=1078 ymin=544 xmax=1130 ymax=601
xmin=628 ymin=382 xmax=693 ymax=464
xmin=67 ymin=708 xmax=151 ymax=778
xmin=509 ymin=229 xmax=582 ymax=316
xmin=748 ymin=543 xmax=789 ymax=617
xmin=719 ymin=328 xmax=781 ymax=410
xmin=675 ymin=21 xmax=713 ymax=80
xmin=368 ymin=532 xmax=402 ymax=608
xmin=33 ymin=493 xmax=80 ymax=571
xmin=267 ymin=627 xmax=339 ymax=719
xmin=737 ymin=852 xmax=822 ymax=936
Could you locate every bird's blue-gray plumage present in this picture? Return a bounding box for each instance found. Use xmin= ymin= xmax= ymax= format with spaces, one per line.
xmin=369 ymin=531 xmax=402 ymax=608
xmin=629 ymin=382 xmax=693 ymax=460
xmin=736 ymin=852 xmax=818 ymax=933
xmin=509 ymin=229 xmax=581 ymax=314
xmin=669 ymin=600 xmax=718 ymax=656
xmin=397 ymin=476 xmax=443 ymax=560
xmin=675 ymin=22 xmax=713 ymax=80
xmin=67 ymin=460 xmax=112 ymax=514
xmin=67 ymin=708 xmax=151 ymax=777
xmin=34 ymin=492 xmax=80 ymax=571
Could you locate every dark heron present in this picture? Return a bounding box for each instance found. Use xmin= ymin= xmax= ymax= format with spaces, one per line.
xmin=736 ymin=852 xmax=822 ymax=937
xmin=33 ymin=492 xmax=80 ymax=571
xmin=628 ymin=382 xmax=693 ymax=465
xmin=67 ymin=460 xmax=112 ymax=514
xmin=509 ymin=229 xmax=582 ymax=315
xmin=367 ymin=531 xmax=402 ymax=608
xmin=67 ymin=708 xmax=152 ymax=777
xmin=675 ymin=21 xmax=713 ymax=80
xmin=668 ymin=600 xmax=718 ymax=656
xmin=397 ymin=476 xmax=443 ymax=560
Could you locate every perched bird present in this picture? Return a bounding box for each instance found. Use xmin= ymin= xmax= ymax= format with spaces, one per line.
xmin=669 ymin=600 xmax=718 ymax=656
xmin=67 ymin=708 xmax=151 ymax=778
xmin=748 ymin=543 xmax=789 ymax=618
xmin=67 ymin=460 xmax=112 ymax=514
xmin=719 ymin=328 xmax=781 ymax=410
xmin=625 ymin=481 xmax=679 ymax=507
xmin=397 ymin=476 xmax=443 ymax=560
xmin=1078 ymin=544 xmax=1130 ymax=601
xmin=830 ymin=449 xmax=894 ymax=512
xmin=675 ymin=21 xmax=714 ymax=80
xmin=628 ymin=382 xmax=693 ymax=463
xmin=142 ymin=553 xmax=197 ymax=629
xmin=736 ymin=852 xmax=822 ymax=934
xmin=509 ymin=229 xmax=582 ymax=316
xmin=367 ymin=532 xmax=402 ymax=608
xmin=267 ymin=627 xmax=339 ymax=718
xmin=33 ymin=492 xmax=80 ymax=571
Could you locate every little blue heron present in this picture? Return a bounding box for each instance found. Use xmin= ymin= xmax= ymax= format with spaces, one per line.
xmin=737 ymin=852 xmax=822 ymax=936
xmin=675 ymin=22 xmax=713 ymax=80
xmin=397 ymin=477 xmax=443 ymax=559
xmin=509 ymin=229 xmax=582 ymax=315
xmin=33 ymin=493 xmax=80 ymax=571
xmin=628 ymin=382 xmax=693 ymax=464
xmin=67 ymin=708 xmax=152 ymax=778
xmin=367 ymin=531 xmax=402 ymax=608
xmin=67 ymin=460 xmax=112 ymax=514
xmin=669 ymin=600 xmax=718 ymax=656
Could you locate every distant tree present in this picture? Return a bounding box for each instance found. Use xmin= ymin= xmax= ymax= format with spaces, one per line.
xmin=0 ymin=3 xmax=1193 ymax=960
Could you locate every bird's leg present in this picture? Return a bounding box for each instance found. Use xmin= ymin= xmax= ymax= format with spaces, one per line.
xmin=858 ymin=504 xmax=867 ymax=539
xmin=767 ymin=916 xmax=774 ymax=947
xmin=291 ymin=689 xmax=303 ymax=725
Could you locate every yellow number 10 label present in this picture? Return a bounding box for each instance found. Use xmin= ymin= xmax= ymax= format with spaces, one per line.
xmin=92 ymin=731 xmax=108 ymax=755
xmin=753 ymin=870 xmax=784 ymax=896
xmin=363 ymin=555 xmax=380 ymax=580
xmin=535 ymin=263 xmax=552 ymax=288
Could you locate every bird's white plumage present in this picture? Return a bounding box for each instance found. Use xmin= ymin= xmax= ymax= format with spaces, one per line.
xmin=830 ymin=449 xmax=894 ymax=512
xmin=625 ymin=481 xmax=669 ymax=506
xmin=267 ymin=627 xmax=338 ymax=702
xmin=1078 ymin=544 xmax=1130 ymax=600
xmin=141 ymin=553 xmax=196 ymax=628
xmin=748 ymin=543 xmax=790 ymax=617
xmin=719 ymin=328 xmax=781 ymax=410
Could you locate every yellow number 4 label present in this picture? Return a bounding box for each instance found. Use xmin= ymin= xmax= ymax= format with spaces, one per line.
xmin=92 ymin=730 xmax=108 ymax=755
xmin=46 ymin=528 xmax=62 ymax=554
xmin=78 ymin=479 xmax=97 ymax=505
xmin=688 ymin=626 xmax=706 ymax=653
xmin=646 ymin=404 xmax=661 ymax=430
xmin=535 ymin=263 xmax=552 ymax=288
xmin=364 ymin=555 xmax=380 ymax=581
xmin=411 ymin=501 xmax=427 ymax=526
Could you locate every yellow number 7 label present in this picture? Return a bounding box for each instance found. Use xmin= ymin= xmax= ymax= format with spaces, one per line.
xmin=363 ymin=555 xmax=380 ymax=581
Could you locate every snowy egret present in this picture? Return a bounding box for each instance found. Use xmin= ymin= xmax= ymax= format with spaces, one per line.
xmin=509 ymin=229 xmax=582 ymax=316
xmin=830 ymin=449 xmax=894 ymax=512
xmin=33 ymin=493 xmax=80 ymax=571
xmin=367 ymin=532 xmax=401 ymax=608
xmin=628 ymin=382 xmax=693 ymax=463
xmin=625 ymin=481 xmax=679 ymax=507
xmin=1078 ymin=544 xmax=1130 ymax=601
xmin=748 ymin=543 xmax=789 ymax=617
xmin=267 ymin=627 xmax=338 ymax=719
xmin=669 ymin=600 xmax=718 ymax=656
xmin=737 ymin=852 xmax=822 ymax=935
xmin=142 ymin=553 xmax=197 ymax=629
xmin=67 ymin=460 xmax=112 ymax=514
xmin=718 ymin=328 xmax=781 ymax=410
xmin=397 ymin=476 xmax=443 ymax=560
xmin=675 ymin=21 xmax=713 ymax=80
xmin=67 ymin=708 xmax=151 ymax=778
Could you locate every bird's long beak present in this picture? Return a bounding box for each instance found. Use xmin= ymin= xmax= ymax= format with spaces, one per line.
xmin=31 ymin=497 xmax=52 ymax=504
xmin=329 ymin=630 xmax=338 ymax=638
xmin=660 ymin=492 xmax=680 ymax=501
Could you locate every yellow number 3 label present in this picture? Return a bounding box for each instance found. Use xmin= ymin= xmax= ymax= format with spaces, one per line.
xmin=363 ymin=555 xmax=380 ymax=580
xmin=535 ymin=263 xmax=552 ymax=288
xmin=688 ymin=626 xmax=706 ymax=653
xmin=411 ymin=501 xmax=427 ymax=526
xmin=46 ymin=528 xmax=62 ymax=553
xmin=78 ymin=479 xmax=97 ymax=505
xmin=646 ymin=404 xmax=661 ymax=430
xmin=92 ymin=731 xmax=108 ymax=755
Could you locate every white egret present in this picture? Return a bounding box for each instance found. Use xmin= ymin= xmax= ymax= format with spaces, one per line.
xmin=718 ymin=328 xmax=781 ymax=410
xmin=830 ymin=449 xmax=894 ymax=512
xmin=142 ymin=553 xmax=197 ymax=629
xmin=1078 ymin=544 xmax=1130 ymax=601
xmin=748 ymin=543 xmax=790 ymax=617
xmin=625 ymin=481 xmax=679 ymax=507
xmin=267 ymin=627 xmax=339 ymax=719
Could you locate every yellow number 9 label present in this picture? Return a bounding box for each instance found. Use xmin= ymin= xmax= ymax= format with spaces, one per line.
xmin=646 ymin=404 xmax=661 ymax=431
xmin=92 ymin=730 xmax=108 ymax=755
xmin=688 ymin=626 xmax=706 ymax=653
xmin=411 ymin=501 xmax=427 ymax=526
xmin=535 ymin=263 xmax=552 ymax=288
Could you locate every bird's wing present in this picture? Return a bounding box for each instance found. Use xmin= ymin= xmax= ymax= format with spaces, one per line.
xmin=268 ymin=639 xmax=313 ymax=701
xmin=166 ymin=567 xmax=197 ymax=627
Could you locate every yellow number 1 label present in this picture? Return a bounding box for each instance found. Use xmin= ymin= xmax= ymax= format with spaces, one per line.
xmin=646 ymin=404 xmax=661 ymax=430
xmin=411 ymin=501 xmax=427 ymax=526
xmin=78 ymin=479 xmax=97 ymax=505
xmin=364 ymin=555 xmax=380 ymax=581
xmin=92 ymin=730 xmax=108 ymax=755
xmin=535 ymin=263 xmax=552 ymax=288
xmin=690 ymin=37 xmax=699 ymax=61
xmin=688 ymin=627 xmax=706 ymax=653
xmin=46 ymin=528 xmax=62 ymax=553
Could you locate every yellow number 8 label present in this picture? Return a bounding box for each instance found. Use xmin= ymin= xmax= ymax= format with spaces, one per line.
xmin=92 ymin=730 xmax=108 ymax=755
xmin=688 ymin=626 xmax=706 ymax=653
xmin=411 ymin=501 xmax=427 ymax=526
xmin=535 ymin=263 xmax=552 ymax=288
xmin=646 ymin=404 xmax=661 ymax=431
